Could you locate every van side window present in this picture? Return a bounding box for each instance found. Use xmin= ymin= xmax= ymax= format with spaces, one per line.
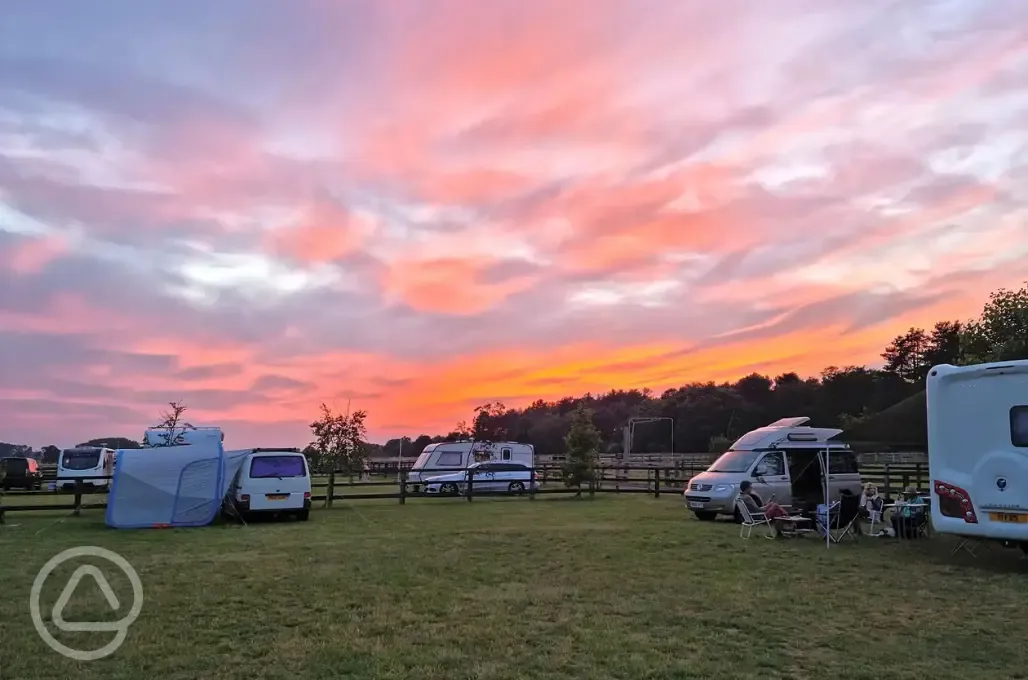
xmin=1012 ymin=406 xmax=1028 ymax=447
xmin=436 ymin=451 xmax=463 ymax=467
xmin=827 ymin=450 xmax=859 ymax=474
xmin=756 ymin=452 xmax=785 ymax=476
xmin=501 ymin=447 xmax=512 ymax=460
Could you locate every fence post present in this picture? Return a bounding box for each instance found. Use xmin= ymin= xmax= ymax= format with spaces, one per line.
xmin=73 ymin=479 xmax=83 ymax=516
xmin=529 ymin=467 xmax=536 ymax=500
xmin=326 ymin=471 xmax=335 ymax=509
xmin=915 ymin=463 xmax=924 ymax=492
xmin=654 ymin=468 xmax=661 ymax=498
xmin=399 ymin=470 xmax=407 ymax=505
xmin=883 ymin=465 xmax=891 ymax=499
xmin=467 ymin=470 xmax=474 ymax=502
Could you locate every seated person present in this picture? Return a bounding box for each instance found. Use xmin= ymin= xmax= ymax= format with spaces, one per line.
xmin=891 ymin=485 xmax=926 ymax=538
xmin=858 ymin=483 xmax=884 ymax=525
xmin=739 ymin=480 xmax=788 ymax=520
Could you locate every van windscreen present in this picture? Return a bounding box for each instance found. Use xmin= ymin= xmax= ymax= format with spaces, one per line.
xmin=250 ymin=456 xmax=307 ymax=478
xmin=707 ymin=450 xmax=761 ymax=473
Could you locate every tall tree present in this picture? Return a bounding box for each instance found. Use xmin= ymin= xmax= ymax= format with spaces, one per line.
xmin=562 ymin=404 xmax=601 ymax=495
xmin=40 ymin=445 xmax=61 ymax=464
xmin=961 ymin=283 xmax=1028 ymax=363
xmin=882 ymin=327 xmax=931 ymax=383
xmin=308 ymin=403 xmax=369 ymax=475
xmin=925 ymin=320 xmax=964 ymax=367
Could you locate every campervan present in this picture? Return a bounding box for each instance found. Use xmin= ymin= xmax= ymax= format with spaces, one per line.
xmin=683 ymin=417 xmax=862 ymax=522
xmin=223 ymin=448 xmax=312 ymax=521
xmin=407 ymin=441 xmax=535 ymax=492
xmin=57 ymin=447 xmax=115 ymax=490
xmin=928 ymin=360 xmax=1028 ymax=551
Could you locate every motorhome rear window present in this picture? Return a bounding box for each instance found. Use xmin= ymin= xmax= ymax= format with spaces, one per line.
xmin=61 ymin=450 xmax=101 ymax=470
xmin=1012 ymin=406 xmax=1028 ymax=447
xmin=250 ymin=456 xmax=307 ymax=478
xmin=1 ymin=458 xmax=28 ymax=475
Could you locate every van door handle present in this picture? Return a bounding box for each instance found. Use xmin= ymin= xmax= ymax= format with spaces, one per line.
xmin=779 ymin=477 xmax=788 ymax=481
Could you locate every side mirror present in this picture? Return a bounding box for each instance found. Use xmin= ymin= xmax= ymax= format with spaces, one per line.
xmin=753 ymin=465 xmax=768 ymax=478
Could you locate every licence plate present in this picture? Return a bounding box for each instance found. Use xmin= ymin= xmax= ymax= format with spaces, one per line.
xmin=688 ymin=501 xmax=704 ymax=509
xmin=989 ymin=512 xmax=1028 ymax=523
xmin=266 ymin=494 xmax=288 ymax=500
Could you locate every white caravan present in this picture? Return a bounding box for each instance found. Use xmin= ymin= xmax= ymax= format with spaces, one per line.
xmin=143 ymin=426 xmax=225 ymax=448
xmin=928 ymin=360 xmax=1028 ymax=551
xmin=407 ymin=441 xmax=535 ymax=492
xmin=57 ymin=447 xmax=115 ymax=490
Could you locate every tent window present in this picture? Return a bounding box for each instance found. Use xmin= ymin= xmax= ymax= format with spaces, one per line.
xmin=1012 ymin=406 xmax=1028 ymax=448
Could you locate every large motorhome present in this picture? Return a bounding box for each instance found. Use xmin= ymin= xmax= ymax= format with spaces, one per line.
xmin=57 ymin=447 xmax=115 ymax=490
xmin=928 ymin=360 xmax=1028 ymax=551
xmin=407 ymin=441 xmax=535 ymax=492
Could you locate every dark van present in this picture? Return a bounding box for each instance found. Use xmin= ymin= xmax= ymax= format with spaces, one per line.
xmin=1 ymin=457 xmax=43 ymax=490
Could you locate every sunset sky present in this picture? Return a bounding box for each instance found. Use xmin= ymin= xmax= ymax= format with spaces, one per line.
xmin=1 ymin=1 xmax=1027 ymax=448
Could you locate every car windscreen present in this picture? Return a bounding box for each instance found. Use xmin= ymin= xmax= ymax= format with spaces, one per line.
xmin=249 ymin=455 xmax=307 ymax=478
xmin=61 ymin=450 xmax=101 ymax=470
xmin=707 ymin=449 xmax=761 ymax=473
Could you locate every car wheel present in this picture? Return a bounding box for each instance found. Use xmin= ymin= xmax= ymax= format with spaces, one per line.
xmin=694 ymin=511 xmax=717 ymax=522
xmin=508 ymin=481 xmax=525 ymax=495
xmin=298 ymin=509 xmax=310 ymax=521
xmin=442 ymin=482 xmax=459 ymax=496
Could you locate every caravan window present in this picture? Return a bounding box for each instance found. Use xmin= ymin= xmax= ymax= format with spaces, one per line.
xmin=250 ymin=456 xmax=307 ymax=478
xmin=501 ymin=447 xmax=512 ymax=460
xmin=436 ymin=451 xmax=464 ymax=467
xmin=1012 ymin=406 xmax=1028 ymax=447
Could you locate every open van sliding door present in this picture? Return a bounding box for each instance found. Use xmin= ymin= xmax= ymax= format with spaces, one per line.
xmin=752 ymin=451 xmax=792 ymax=508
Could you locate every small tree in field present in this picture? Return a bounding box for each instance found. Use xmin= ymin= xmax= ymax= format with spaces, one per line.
xmin=309 ymin=403 xmax=369 ymax=476
xmin=563 ymin=404 xmax=601 ymax=496
xmin=148 ymin=401 xmax=194 ymax=447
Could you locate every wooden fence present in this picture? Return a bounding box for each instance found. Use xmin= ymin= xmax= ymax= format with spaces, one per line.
xmin=0 ymin=463 xmax=930 ymax=518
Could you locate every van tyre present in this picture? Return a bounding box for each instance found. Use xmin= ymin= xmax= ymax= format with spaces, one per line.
xmin=694 ymin=511 xmax=717 ymax=522
xmin=298 ymin=509 xmax=310 ymax=521
xmin=508 ymin=481 xmax=525 ymax=495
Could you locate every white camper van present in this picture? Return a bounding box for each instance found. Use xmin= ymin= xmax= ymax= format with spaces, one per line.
xmin=928 ymin=360 xmax=1028 ymax=551
xmin=684 ymin=417 xmax=863 ymax=521
xmin=407 ymin=441 xmax=535 ymax=492
xmin=143 ymin=426 xmax=225 ymax=448
xmin=223 ymin=448 xmax=312 ymax=521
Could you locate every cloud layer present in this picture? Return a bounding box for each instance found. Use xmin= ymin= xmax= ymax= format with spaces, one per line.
xmin=1 ymin=0 xmax=1026 ymax=447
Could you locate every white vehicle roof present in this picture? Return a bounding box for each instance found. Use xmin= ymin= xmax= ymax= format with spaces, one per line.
xmin=729 ymin=417 xmax=847 ymax=450
xmin=422 ymin=441 xmax=534 ymax=452
xmin=143 ymin=426 xmax=224 ymax=448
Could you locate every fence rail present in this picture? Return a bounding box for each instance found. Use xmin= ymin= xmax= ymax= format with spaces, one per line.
xmin=0 ymin=463 xmax=930 ymax=519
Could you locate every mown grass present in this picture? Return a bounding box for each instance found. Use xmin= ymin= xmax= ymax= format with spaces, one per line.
xmin=1 ymin=497 xmax=1027 ymax=680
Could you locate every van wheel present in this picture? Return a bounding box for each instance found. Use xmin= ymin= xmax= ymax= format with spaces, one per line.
xmin=442 ymin=483 xmax=459 ymax=496
xmin=694 ymin=511 xmax=717 ymax=522
xmin=298 ymin=510 xmax=310 ymax=521
xmin=508 ymin=481 xmax=525 ymax=495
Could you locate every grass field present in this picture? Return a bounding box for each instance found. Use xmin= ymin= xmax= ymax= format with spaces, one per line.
xmin=2 ymin=497 xmax=1027 ymax=680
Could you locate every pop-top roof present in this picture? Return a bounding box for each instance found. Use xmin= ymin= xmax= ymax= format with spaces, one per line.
xmin=730 ymin=417 xmax=845 ymax=450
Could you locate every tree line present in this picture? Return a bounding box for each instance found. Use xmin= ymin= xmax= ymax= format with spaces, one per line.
xmin=4 ymin=282 xmax=1024 ymax=466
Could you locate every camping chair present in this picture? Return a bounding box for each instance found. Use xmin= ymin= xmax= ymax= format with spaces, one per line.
xmin=736 ymin=497 xmax=774 ymax=539
xmin=828 ymin=493 xmax=862 ymax=543
xmin=952 ymin=536 xmax=989 ymax=557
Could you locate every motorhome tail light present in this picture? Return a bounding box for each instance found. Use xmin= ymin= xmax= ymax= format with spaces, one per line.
xmin=303 ymin=492 xmax=311 ymax=499
xmin=934 ymin=481 xmax=978 ymax=523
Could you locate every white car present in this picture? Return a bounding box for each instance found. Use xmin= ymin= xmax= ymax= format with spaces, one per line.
xmin=424 ymin=462 xmax=538 ymax=496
